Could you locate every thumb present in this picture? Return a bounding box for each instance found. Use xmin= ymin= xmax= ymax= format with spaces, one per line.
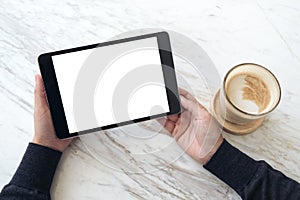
xmin=180 ymin=95 xmax=191 ymax=111
xmin=34 ymin=74 xmax=48 ymax=108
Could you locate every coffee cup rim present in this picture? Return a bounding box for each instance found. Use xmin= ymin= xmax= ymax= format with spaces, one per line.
xmin=223 ymin=63 xmax=281 ymax=117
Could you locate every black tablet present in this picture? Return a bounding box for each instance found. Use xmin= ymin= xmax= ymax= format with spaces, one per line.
xmin=38 ymin=32 xmax=180 ymax=139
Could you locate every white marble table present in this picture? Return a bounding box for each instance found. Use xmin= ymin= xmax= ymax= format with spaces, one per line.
xmin=1 ymin=0 xmax=300 ymax=199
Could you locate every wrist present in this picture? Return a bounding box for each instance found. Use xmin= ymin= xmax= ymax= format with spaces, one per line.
xmin=32 ymin=137 xmax=63 ymax=152
xmin=200 ymin=135 xmax=224 ymax=165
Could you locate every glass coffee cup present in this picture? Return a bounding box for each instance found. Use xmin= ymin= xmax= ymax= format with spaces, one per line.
xmin=212 ymin=63 xmax=281 ymax=134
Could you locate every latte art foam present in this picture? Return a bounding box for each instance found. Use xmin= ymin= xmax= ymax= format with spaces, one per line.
xmin=226 ymin=73 xmax=271 ymax=114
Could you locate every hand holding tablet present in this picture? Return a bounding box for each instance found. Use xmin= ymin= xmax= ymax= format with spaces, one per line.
xmin=33 ymin=74 xmax=73 ymax=150
xmin=38 ymin=32 xmax=180 ymax=139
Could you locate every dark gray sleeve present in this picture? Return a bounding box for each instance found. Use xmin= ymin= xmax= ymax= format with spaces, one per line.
xmin=204 ymin=140 xmax=300 ymax=200
xmin=0 ymin=143 xmax=62 ymax=200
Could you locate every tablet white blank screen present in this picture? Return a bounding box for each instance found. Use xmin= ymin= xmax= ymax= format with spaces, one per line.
xmin=52 ymin=37 xmax=170 ymax=133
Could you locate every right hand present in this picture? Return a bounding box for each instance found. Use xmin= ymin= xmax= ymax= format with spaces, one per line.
xmin=158 ymin=88 xmax=223 ymax=164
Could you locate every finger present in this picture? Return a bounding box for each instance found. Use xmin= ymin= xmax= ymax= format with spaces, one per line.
xmin=178 ymin=88 xmax=197 ymax=102
xmin=180 ymin=95 xmax=191 ymax=111
xmin=34 ymin=74 xmax=48 ymax=108
xmin=179 ymin=88 xmax=209 ymax=111
xmin=178 ymin=87 xmax=189 ymax=95
xmin=156 ymin=117 xmax=170 ymax=135
xmin=173 ymin=110 xmax=193 ymax=140
xmin=167 ymin=114 xmax=179 ymax=123
xmin=172 ymin=115 xmax=186 ymax=141
xmin=157 ymin=117 xmax=176 ymax=133
xmin=164 ymin=120 xmax=176 ymax=134
xmin=156 ymin=117 xmax=166 ymax=127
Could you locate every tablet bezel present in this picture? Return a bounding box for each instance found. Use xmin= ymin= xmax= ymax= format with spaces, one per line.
xmin=38 ymin=32 xmax=180 ymax=139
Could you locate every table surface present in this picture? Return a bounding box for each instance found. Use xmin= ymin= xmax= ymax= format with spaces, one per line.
xmin=1 ymin=0 xmax=300 ymax=199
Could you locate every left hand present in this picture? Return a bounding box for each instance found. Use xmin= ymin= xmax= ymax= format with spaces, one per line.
xmin=33 ymin=74 xmax=73 ymax=152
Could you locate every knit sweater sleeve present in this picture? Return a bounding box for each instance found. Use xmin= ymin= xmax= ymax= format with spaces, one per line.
xmin=0 ymin=143 xmax=62 ymax=200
